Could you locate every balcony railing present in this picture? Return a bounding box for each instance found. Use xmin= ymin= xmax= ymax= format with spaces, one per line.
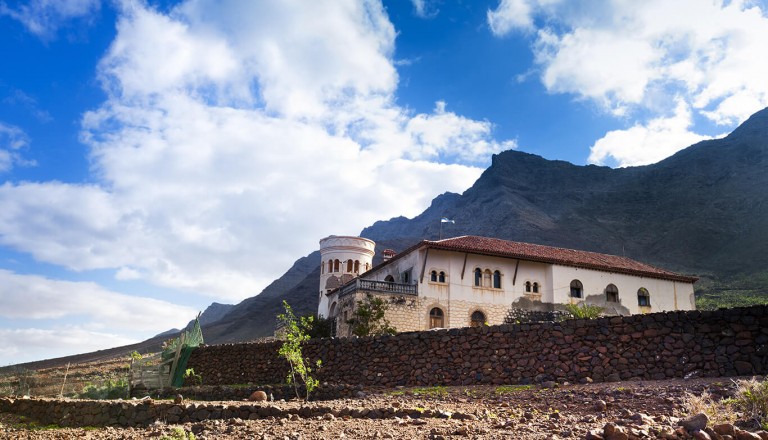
xmin=338 ymin=279 xmax=418 ymax=298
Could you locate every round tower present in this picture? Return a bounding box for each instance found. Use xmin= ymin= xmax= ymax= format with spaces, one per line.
xmin=318 ymin=235 xmax=375 ymax=318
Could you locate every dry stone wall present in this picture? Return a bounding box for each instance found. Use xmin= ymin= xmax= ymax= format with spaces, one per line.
xmin=188 ymin=306 xmax=767 ymax=387
xmin=0 ymin=396 xmax=450 ymax=428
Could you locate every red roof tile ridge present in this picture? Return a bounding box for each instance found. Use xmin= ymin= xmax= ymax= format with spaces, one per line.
xmin=425 ymin=235 xmax=697 ymax=283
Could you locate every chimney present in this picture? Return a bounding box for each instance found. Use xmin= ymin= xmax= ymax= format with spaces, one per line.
xmin=382 ymin=249 xmax=396 ymax=262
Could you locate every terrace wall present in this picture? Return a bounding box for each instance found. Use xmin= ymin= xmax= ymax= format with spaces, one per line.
xmin=187 ymin=306 xmax=768 ymax=387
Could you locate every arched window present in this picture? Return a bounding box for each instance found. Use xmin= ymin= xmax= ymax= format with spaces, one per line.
xmin=637 ymin=288 xmax=650 ymax=307
xmin=438 ymin=271 xmax=446 ymax=283
xmin=430 ymin=270 xmax=438 ymax=282
xmin=429 ymin=307 xmax=444 ymax=329
xmin=493 ymin=270 xmax=501 ymax=289
xmin=384 ymin=275 xmax=395 ymax=282
xmin=470 ymin=310 xmax=486 ymax=327
xmin=525 ymin=281 xmax=532 ymax=292
xmin=365 ymin=263 xmax=369 ymax=271
xmin=606 ymin=284 xmax=619 ymax=302
xmin=483 ymin=269 xmax=492 ymax=287
xmin=346 ymin=260 xmax=353 ymax=273
xmin=334 ymin=259 xmax=340 ymax=272
xmin=354 ymin=260 xmax=360 ymax=273
xmin=474 ymin=268 xmax=482 ymax=286
xmin=328 ymin=260 xmax=333 ymax=273
xmin=329 ymin=302 xmax=337 ymax=317
xmin=532 ymin=282 xmax=539 ymax=293
xmin=570 ymin=280 xmax=583 ymax=298
xmin=321 ymin=261 xmax=325 ymax=274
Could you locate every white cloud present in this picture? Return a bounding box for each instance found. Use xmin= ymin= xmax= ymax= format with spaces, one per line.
xmin=489 ymin=0 xmax=768 ymax=157
xmin=0 ymin=122 xmax=32 ymax=173
xmin=0 ymin=270 xmax=195 ymax=329
xmin=411 ymin=0 xmax=438 ymax=18
xmin=405 ymin=101 xmax=516 ymax=163
xmin=0 ymin=269 xmax=196 ymax=364
xmin=588 ymin=100 xmax=715 ymax=167
xmin=0 ymin=1 xmax=514 ymax=306
xmin=0 ymin=328 xmax=136 ymax=365
xmin=489 ymin=0 xmax=768 ymax=124
xmin=487 ymin=0 xmax=563 ymax=35
xmin=488 ymin=0 xmax=536 ymax=34
xmin=0 ymin=0 xmax=100 ymax=40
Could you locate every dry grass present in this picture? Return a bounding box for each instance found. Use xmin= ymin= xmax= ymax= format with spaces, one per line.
xmin=733 ymin=377 xmax=768 ymax=430
xmin=0 ymin=357 xmax=133 ymax=398
xmin=682 ymin=390 xmax=737 ymax=425
xmin=683 ymin=376 xmax=768 ymax=430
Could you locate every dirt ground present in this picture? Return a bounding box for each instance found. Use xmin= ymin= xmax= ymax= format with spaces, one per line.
xmin=2 ymin=376 xmax=764 ymax=439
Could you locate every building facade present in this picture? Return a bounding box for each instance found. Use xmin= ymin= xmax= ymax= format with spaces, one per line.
xmin=318 ymin=235 xmax=697 ymax=337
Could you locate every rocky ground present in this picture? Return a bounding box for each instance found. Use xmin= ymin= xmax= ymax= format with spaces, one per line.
xmin=2 ymin=377 xmax=767 ymax=439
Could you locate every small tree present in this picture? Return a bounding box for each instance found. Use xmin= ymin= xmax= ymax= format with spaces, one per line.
xmin=277 ymin=301 xmax=321 ymax=400
xmin=347 ymin=294 xmax=397 ymax=337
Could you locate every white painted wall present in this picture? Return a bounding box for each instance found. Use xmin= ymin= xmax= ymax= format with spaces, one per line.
xmin=362 ymin=246 xmax=695 ymax=321
xmin=549 ymin=265 xmax=695 ymax=313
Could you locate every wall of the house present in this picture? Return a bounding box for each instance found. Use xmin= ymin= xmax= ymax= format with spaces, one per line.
xmin=346 ymin=247 xmax=695 ymax=333
xmin=549 ymin=265 xmax=696 ymax=314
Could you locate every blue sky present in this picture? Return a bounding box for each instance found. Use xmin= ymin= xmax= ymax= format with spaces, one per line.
xmin=1 ymin=0 xmax=767 ymax=365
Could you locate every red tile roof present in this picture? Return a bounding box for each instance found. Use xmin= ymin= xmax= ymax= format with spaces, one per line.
xmin=424 ymin=236 xmax=697 ymax=283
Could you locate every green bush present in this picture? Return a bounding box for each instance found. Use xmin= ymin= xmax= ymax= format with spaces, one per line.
xmin=184 ymin=368 xmax=202 ymax=386
xmin=564 ymin=303 xmax=603 ymax=319
xmin=160 ymin=427 xmax=196 ymax=440
xmin=348 ymin=294 xmax=397 ymax=337
xmin=77 ymin=378 xmax=129 ymax=400
xmin=304 ymin=315 xmax=334 ymax=339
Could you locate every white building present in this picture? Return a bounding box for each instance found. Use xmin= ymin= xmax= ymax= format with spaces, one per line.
xmin=318 ymin=235 xmax=375 ymax=319
xmin=319 ymin=235 xmax=697 ymax=336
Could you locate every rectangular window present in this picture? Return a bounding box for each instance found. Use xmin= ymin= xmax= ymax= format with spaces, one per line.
xmin=401 ymin=268 xmax=412 ymax=284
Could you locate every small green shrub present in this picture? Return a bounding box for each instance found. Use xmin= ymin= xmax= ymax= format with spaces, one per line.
xmin=77 ymin=378 xmax=129 ymax=400
xmin=564 ymin=303 xmax=604 ymax=319
xmin=347 ymin=294 xmax=397 ymax=337
xmin=304 ymin=315 xmax=334 ymax=339
xmin=495 ymin=384 xmax=534 ymax=394
xmin=184 ymin=368 xmax=202 ymax=386
xmin=411 ymin=386 xmax=447 ymax=397
xmin=160 ymin=427 xmax=196 ymax=440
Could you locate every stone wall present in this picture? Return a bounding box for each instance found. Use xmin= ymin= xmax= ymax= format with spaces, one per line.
xmin=188 ymin=306 xmax=768 ymax=387
xmin=337 ymin=292 xmax=519 ymax=337
xmin=0 ymin=395 xmax=453 ymax=428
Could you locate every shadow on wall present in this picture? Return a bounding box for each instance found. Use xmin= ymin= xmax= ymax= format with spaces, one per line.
xmin=505 ymin=297 xmax=566 ymax=323
xmin=584 ymin=294 xmax=630 ymax=316
xmin=505 ymin=295 xmax=630 ymax=323
xmin=510 ymin=297 xmax=555 ymax=311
